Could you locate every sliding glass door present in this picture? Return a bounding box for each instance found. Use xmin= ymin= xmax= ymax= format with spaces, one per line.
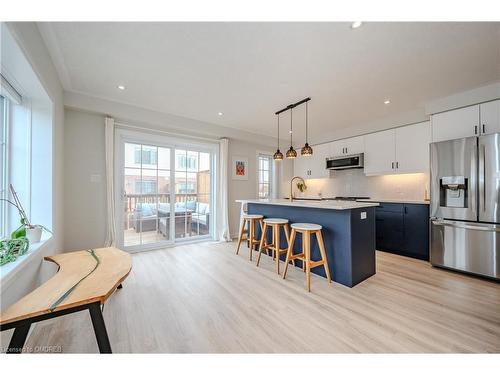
xmin=116 ymin=130 xmax=215 ymax=252
xmin=122 ymin=143 xmax=172 ymax=248
xmin=174 ymin=149 xmax=211 ymax=239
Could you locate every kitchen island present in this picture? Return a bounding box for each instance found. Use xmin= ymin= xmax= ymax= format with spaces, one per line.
xmin=237 ymin=199 xmax=379 ymax=287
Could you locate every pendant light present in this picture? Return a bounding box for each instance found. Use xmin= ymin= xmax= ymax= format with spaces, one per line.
xmin=286 ymin=107 xmax=297 ymax=159
xmin=301 ymin=101 xmax=313 ymax=156
xmin=273 ymin=113 xmax=284 ymax=160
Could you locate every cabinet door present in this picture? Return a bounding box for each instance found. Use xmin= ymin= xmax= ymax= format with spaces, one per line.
xmin=330 ymin=140 xmax=345 ymax=157
xmin=364 ymin=129 xmax=396 ymax=176
xmin=330 ymin=136 xmax=365 ymax=156
xmin=403 ymin=204 xmax=429 ymax=260
xmin=376 ymin=210 xmax=404 ymax=253
xmin=395 ymin=121 xmax=431 ymax=173
xmin=308 ymin=143 xmax=330 ymax=179
xmin=480 ymin=99 xmax=500 ymax=135
xmin=431 ymin=105 xmax=480 ymax=142
xmin=344 ymin=135 xmax=364 ymax=155
xmin=293 ymin=155 xmax=310 ymax=178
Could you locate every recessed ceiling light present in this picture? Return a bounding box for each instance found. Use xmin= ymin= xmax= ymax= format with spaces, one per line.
xmin=384 ymin=99 xmax=391 ymax=105
xmin=351 ymin=21 xmax=363 ymax=29
xmin=117 ymin=85 xmax=126 ymax=90
xmin=218 ymin=112 xmax=223 ymax=116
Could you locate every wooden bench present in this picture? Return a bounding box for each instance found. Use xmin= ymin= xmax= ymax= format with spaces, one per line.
xmin=0 ymin=247 xmax=131 ymax=353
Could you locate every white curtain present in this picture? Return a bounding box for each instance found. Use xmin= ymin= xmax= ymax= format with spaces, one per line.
xmin=217 ymin=137 xmax=231 ymax=241
xmin=104 ymin=117 xmax=116 ymax=247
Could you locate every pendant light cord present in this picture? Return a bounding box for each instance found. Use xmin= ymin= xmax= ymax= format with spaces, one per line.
xmin=277 ymin=114 xmax=280 ymax=149
xmin=305 ymin=101 xmax=308 ymax=143
xmin=290 ymin=107 xmax=293 ymax=146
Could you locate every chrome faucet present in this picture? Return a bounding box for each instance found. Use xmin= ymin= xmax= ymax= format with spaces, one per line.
xmin=289 ymin=176 xmax=306 ymax=202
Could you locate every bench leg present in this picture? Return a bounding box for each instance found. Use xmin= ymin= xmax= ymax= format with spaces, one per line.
xmin=88 ymin=302 xmax=112 ymax=353
xmin=6 ymin=323 xmax=31 ymax=354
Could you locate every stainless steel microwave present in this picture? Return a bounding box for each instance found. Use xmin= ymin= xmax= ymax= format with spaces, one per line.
xmin=326 ymin=153 xmax=364 ymax=170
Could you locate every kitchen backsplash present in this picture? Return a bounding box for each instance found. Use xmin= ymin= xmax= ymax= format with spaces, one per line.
xmin=299 ymin=169 xmax=430 ymax=201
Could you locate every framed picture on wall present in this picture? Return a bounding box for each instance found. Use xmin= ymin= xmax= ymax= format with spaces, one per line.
xmin=232 ymin=156 xmax=248 ymax=180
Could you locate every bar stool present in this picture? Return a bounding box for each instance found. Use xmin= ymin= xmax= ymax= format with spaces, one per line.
xmin=236 ymin=214 xmax=264 ymax=261
xmin=256 ymin=218 xmax=295 ymax=274
xmin=283 ymin=223 xmax=331 ymax=292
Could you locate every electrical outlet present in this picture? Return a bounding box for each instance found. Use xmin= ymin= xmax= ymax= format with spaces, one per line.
xmin=360 ymin=212 xmax=367 ymax=219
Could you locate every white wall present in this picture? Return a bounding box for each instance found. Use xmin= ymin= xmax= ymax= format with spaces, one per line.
xmin=62 ymin=108 xmax=283 ymax=248
xmin=0 ymin=23 xmax=64 ymax=309
xmin=63 ymin=109 xmax=107 ymax=250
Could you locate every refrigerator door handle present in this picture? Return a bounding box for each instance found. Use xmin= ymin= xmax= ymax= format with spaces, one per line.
xmin=479 ymin=143 xmax=486 ymax=212
xmin=432 ymin=219 xmax=500 ymax=232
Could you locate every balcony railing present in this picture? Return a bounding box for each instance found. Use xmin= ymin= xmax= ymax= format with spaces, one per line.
xmin=124 ymin=193 xmax=199 ymax=213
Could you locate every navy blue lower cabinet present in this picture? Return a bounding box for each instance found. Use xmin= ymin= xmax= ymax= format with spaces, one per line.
xmin=375 ymin=203 xmax=429 ymax=261
xmin=247 ymin=203 xmax=376 ymax=288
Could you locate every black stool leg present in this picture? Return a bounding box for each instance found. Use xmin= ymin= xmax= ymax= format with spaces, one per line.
xmin=6 ymin=323 xmax=31 ymax=354
xmin=117 ymin=284 xmax=123 ymax=289
xmin=88 ymin=302 xmax=112 ymax=353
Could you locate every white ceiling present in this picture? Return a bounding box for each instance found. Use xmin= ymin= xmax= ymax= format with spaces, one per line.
xmin=39 ymin=22 xmax=500 ymax=143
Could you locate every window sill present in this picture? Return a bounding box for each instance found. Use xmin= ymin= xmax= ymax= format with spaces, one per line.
xmin=0 ymin=235 xmax=54 ymax=288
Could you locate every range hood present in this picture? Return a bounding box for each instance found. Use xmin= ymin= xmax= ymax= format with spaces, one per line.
xmin=326 ymin=153 xmax=364 ymax=170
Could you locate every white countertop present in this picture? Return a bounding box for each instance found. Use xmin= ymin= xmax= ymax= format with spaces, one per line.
xmin=236 ymin=198 xmax=379 ymax=210
xmin=357 ymin=198 xmax=430 ymax=205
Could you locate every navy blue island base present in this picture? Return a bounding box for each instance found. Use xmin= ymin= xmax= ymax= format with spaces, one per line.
xmin=247 ymin=203 xmax=376 ymax=287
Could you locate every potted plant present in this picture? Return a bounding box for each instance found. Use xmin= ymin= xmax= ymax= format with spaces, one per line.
xmin=296 ymin=181 xmax=307 ymax=197
xmin=1 ymin=184 xmax=52 ymax=244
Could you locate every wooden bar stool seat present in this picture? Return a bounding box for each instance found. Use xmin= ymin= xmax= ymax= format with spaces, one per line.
xmin=256 ymin=218 xmax=294 ymax=274
xmin=283 ymin=223 xmax=331 ymax=292
xmin=236 ymin=214 xmax=264 ymax=261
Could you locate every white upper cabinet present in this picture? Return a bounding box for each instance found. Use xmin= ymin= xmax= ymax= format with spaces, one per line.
xmin=431 ymin=105 xmax=480 ymax=142
xmin=293 ymin=154 xmax=310 ymax=178
xmin=364 ymin=129 xmax=396 ymax=176
xmin=330 ymin=136 xmax=364 ymax=157
xmin=293 ymin=143 xmax=330 ymax=179
xmin=480 ymin=99 xmax=500 ymax=135
xmin=364 ymin=122 xmax=431 ymax=176
xmin=395 ymin=121 xmax=431 ymax=174
xmin=308 ymin=143 xmax=330 ymax=179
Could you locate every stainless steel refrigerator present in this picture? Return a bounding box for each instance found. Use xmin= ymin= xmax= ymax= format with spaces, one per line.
xmin=430 ymin=134 xmax=500 ymax=280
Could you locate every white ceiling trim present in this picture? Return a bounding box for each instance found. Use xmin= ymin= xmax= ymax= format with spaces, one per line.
xmin=37 ymin=22 xmax=72 ymax=90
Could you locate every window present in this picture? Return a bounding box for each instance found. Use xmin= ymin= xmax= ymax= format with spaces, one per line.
xmin=177 ymin=182 xmax=195 ymax=194
xmin=135 ymin=180 xmax=157 ymax=194
xmin=176 ymin=154 xmax=197 ymax=170
xmin=0 ymin=95 xmax=7 ymax=238
xmin=0 ymin=26 xmax=54 ymax=250
xmin=134 ymin=147 xmax=157 ymax=165
xmin=257 ymin=154 xmax=273 ymax=198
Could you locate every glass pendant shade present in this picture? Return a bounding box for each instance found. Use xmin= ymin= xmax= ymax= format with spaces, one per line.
xmin=273 ymin=149 xmax=284 ymax=160
xmin=301 ymin=142 xmax=313 ymax=156
xmin=286 ymin=146 xmax=297 ymax=159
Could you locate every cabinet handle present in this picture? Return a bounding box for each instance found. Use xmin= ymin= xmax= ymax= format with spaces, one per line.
xmin=483 ymin=124 xmax=486 ymax=134
xmin=474 ymin=125 xmax=478 ymax=135
xmin=392 ymin=162 xmax=395 ymax=169
xmin=404 ymin=206 xmax=408 ymax=214
xmin=396 ymin=161 xmax=399 ymax=169
xmin=345 ymin=147 xmax=348 ymax=154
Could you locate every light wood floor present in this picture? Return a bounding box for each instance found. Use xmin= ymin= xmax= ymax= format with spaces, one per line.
xmin=5 ymin=241 xmax=500 ymax=353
